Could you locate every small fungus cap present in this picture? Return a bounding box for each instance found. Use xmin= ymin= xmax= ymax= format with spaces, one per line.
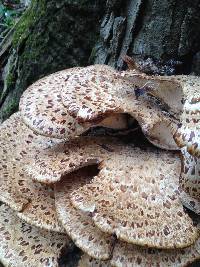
xmin=19 ymin=67 xmax=86 ymax=139
xmin=174 ymin=94 xmax=200 ymax=158
xmin=121 ymin=71 xmax=185 ymax=115
xmin=122 ymin=72 xmax=200 ymax=113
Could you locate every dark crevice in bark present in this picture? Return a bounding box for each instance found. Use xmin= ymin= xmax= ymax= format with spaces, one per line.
xmin=94 ymin=0 xmax=200 ymax=75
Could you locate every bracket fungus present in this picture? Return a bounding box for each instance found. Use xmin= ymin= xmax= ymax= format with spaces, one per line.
xmin=122 ymin=71 xmax=200 ymax=116
xmin=70 ymin=146 xmax=197 ymax=249
xmin=61 ymin=66 xmax=178 ymax=150
xmin=0 ymin=112 xmax=64 ymax=232
xmin=20 ymin=66 xmax=129 ymax=140
xmin=78 ymin=236 xmax=200 ymax=267
xmin=25 ymin=136 xmax=121 ymax=184
xmin=0 ymin=204 xmax=70 ymax=267
xmin=173 ymin=82 xmax=200 ymax=215
xmin=0 ymin=63 xmax=200 ymax=266
xmin=55 ymin=167 xmax=114 ymax=260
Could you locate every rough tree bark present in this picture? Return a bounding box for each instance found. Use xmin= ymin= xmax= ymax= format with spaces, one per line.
xmin=93 ymin=0 xmax=200 ymax=73
xmin=1 ymin=0 xmax=200 ymax=123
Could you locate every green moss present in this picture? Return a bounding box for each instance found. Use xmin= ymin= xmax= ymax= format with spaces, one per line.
xmin=1 ymin=98 xmax=18 ymax=121
xmin=6 ymin=72 xmax=15 ymax=88
xmin=12 ymin=0 xmax=46 ymax=47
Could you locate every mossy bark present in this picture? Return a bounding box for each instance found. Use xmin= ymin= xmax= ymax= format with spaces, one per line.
xmin=0 ymin=0 xmax=106 ymax=122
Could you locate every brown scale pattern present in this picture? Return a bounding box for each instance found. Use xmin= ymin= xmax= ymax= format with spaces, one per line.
xmin=78 ymin=236 xmax=200 ymax=267
xmin=0 ymin=204 xmax=70 ymax=267
xmin=78 ymin=254 xmax=110 ymax=267
xmin=179 ymin=147 xmax=200 ymax=214
xmin=19 ymin=67 xmax=86 ymax=139
xmin=172 ymin=76 xmax=200 ymax=215
xmin=25 ymin=136 xmax=122 ymax=184
xmin=55 ymin=167 xmax=114 ymax=260
xmin=172 ymin=76 xmax=200 ymax=156
xmin=123 ymin=72 xmax=200 ymax=115
xmin=61 ymin=66 xmax=178 ymax=150
xmin=0 ymin=112 xmax=64 ymax=232
xmin=71 ymin=146 xmax=198 ymax=249
xmin=111 ymin=239 xmax=200 ymax=267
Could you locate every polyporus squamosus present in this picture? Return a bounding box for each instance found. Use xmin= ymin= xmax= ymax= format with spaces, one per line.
xmin=70 ymin=147 xmax=195 ymax=249
xmin=60 ymin=66 xmax=178 ymax=150
xmin=0 ymin=112 xmax=64 ymax=232
xmin=0 ymin=64 xmax=200 ymax=266
xmin=25 ymin=136 xmax=121 ymax=184
xmin=173 ymin=80 xmax=200 ymax=215
xmin=19 ymin=65 xmax=130 ymax=140
xmin=78 ymin=237 xmax=200 ymax=267
xmin=54 ymin=166 xmax=114 ymax=260
xmin=0 ymin=204 xmax=70 ymax=267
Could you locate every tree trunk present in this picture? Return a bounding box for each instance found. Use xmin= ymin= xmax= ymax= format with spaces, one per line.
xmin=1 ymin=0 xmax=200 ymax=122
xmin=93 ymin=0 xmax=200 ymax=74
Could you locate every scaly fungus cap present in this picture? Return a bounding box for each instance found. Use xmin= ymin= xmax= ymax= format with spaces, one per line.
xmin=179 ymin=147 xmax=200 ymax=214
xmin=122 ymin=71 xmax=200 ymax=114
xmin=121 ymin=70 xmax=184 ymax=115
xmin=78 ymin=237 xmax=200 ymax=267
xmin=111 ymin=239 xmax=200 ymax=267
xmin=55 ymin=166 xmax=114 ymax=260
xmin=19 ymin=68 xmax=85 ymax=139
xmin=19 ymin=65 xmax=127 ymax=140
xmin=71 ymin=146 xmax=198 ymax=249
xmin=172 ymin=77 xmax=200 ymax=214
xmin=0 ymin=204 xmax=70 ymax=267
xmin=25 ymin=136 xmax=121 ymax=184
xmin=61 ymin=66 xmax=178 ymax=150
xmin=78 ymin=254 xmax=110 ymax=267
xmin=0 ymin=112 xmax=64 ymax=232
xmin=174 ymin=91 xmax=200 ymax=158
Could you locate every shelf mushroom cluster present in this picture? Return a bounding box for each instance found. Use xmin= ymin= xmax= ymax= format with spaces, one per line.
xmin=0 ymin=64 xmax=200 ymax=267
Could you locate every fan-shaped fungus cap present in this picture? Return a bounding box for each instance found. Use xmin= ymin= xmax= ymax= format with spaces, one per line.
xmin=78 ymin=237 xmax=200 ymax=267
xmin=0 ymin=204 xmax=70 ymax=267
xmin=55 ymin=166 xmax=114 ymax=260
xmin=122 ymin=71 xmax=200 ymax=115
xmin=71 ymin=146 xmax=198 ymax=249
xmin=172 ymin=80 xmax=200 ymax=214
xmin=19 ymin=65 xmax=127 ymax=140
xmin=25 ymin=136 xmax=121 ymax=184
xmin=121 ymin=70 xmax=184 ymax=115
xmin=61 ymin=66 xmax=178 ymax=150
xmin=0 ymin=112 xmax=64 ymax=232
xmin=179 ymin=147 xmax=200 ymax=214
xmin=111 ymin=239 xmax=200 ymax=267
xmin=19 ymin=68 xmax=86 ymax=139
